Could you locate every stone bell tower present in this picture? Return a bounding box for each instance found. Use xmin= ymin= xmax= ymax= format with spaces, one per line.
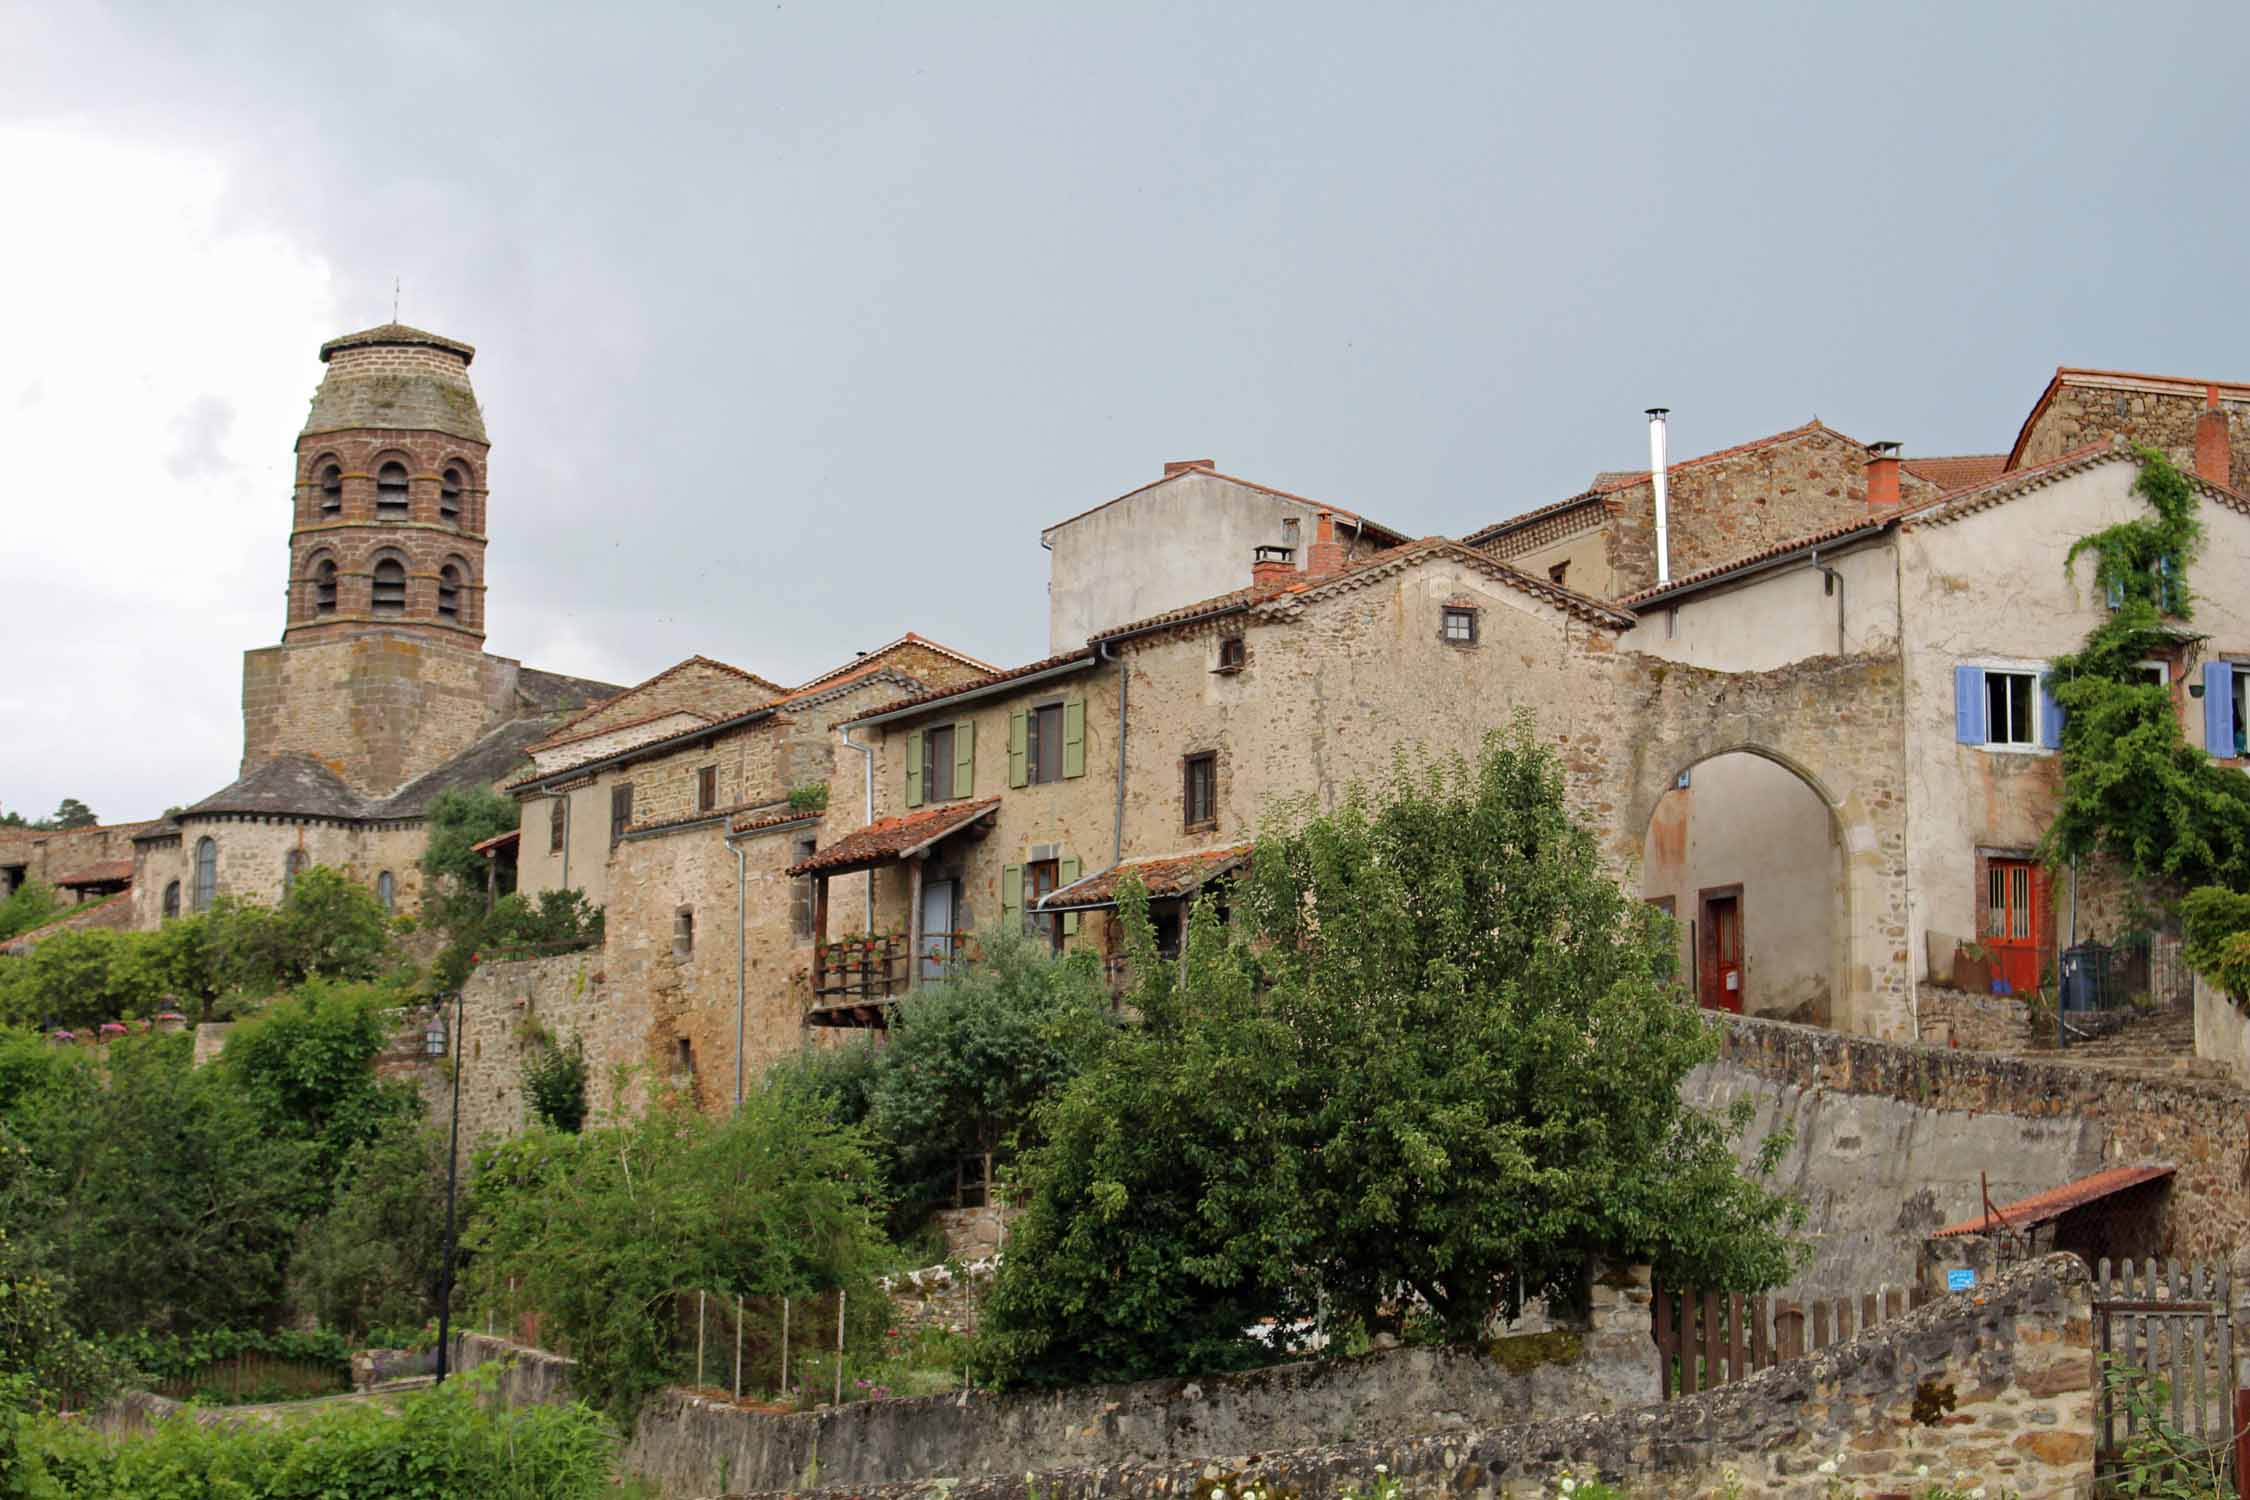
xmin=239 ymin=323 xmax=525 ymax=797
xmin=282 ymin=323 xmax=490 ymax=646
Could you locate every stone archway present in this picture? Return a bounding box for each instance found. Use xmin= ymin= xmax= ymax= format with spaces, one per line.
xmin=1616 ymin=655 xmax=1912 ymax=1039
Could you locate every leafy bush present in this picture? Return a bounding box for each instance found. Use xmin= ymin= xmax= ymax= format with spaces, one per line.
xmin=419 ymin=788 xmax=522 ymax=895
xmin=523 ymin=1030 xmax=589 ymax=1132
xmin=288 ymin=1119 xmax=458 ymax=1338
xmin=0 ymin=884 xmax=63 ymax=945
xmin=18 ymin=1365 xmax=620 ymax=1499
xmin=219 ymin=979 xmax=421 ymax=1198
xmin=979 ymin=723 xmax=1807 ymax=1388
xmin=2184 ymin=886 xmax=2250 ymax=1000
xmin=483 ymin=889 xmax=605 ymax=956
xmin=0 ymin=1228 xmax=119 ymax=1412
xmin=465 ymin=1084 xmax=890 ymax=1421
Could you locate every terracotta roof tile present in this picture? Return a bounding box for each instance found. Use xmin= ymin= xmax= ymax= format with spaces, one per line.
xmin=54 ymin=861 xmax=133 ymax=888
xmin=319 ymin=322 xmax=476 ymax=364
xmin=786 ymin=799 xmax=1001 ymax=876
xmin=469 ymin=830 xmax=519 ymax=855
xmin=731 ymin=806 xmax=822 ymax=835
xmin=790 ymin=633 xmax=999 ymax=694
xmin=840 ymin=651 xmax=1099 ymax=726
xmin=1616 ymin=516 xmax=1890 ymax=607
xmin=1460 ymin=490 xmax=1609 ymax=547
xmin=2007 ymin=367 xmax=2250 ymax=470
xmin=0 ymin=892 xmax=133 ymax=956
xmin=1931 ymin=1164 xmax=2173 ymax=1239
xmin=1901 ymin=454 xmax=2008 ymax=491
xmin=528 ymin=707 xmax=711 ymax=756
xmin=1039 ymin=845 xmax=1254 ymax=911
xmin=537 ymin=656 xmax=786 ymax=747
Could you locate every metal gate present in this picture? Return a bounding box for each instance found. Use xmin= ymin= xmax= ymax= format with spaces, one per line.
xmin=2093 ymin=1259 xmax=2234 ymax=1483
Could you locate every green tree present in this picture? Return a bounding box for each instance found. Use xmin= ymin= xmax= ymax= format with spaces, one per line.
xmin=980 ymin=723 xmax=1805 ymax=1388
xmin=43 ymin=802 xmax=94 ymax=833
xmin=465 ymin=1085 xmax=889 ymax=1421
xmin=0 ymin=1228 xmax=119 ymax=1412
xmin=289 ymin=1118 xmax=457 ymax=1337
xmin=420 ymin=788 xmax=520 ymax=898
xmin=219 ymin=978 xmax=420 ymax=1202
xmin=0 ymin=884 xmax=62 ymax=945
xmin=0 ymin=928 xmax=165 ymax=1031
xmin=864 ymin=927 xmax=1114 ymax=1215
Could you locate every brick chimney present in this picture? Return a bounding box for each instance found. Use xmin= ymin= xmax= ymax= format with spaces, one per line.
xmin=1306 ymin=510 xmax=1346 ymax=577
xmin=2196 ymin=387 xmax=2231 ymax=489
xmin=1252 ymin=544 xmax=1296 ymax=587
xmin=1164 ymin=458 xmax=1216 ymax=478
xmin=1865 ymin=441 xmax=1902 ymax=509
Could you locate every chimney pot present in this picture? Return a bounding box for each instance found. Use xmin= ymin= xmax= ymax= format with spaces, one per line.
xmin=1252 ymin=544 xmax=1296 ymax=587
xmin=1865 ymin=442 xmax=1902 ymax=509
xmin=1306 ymin=509 xmax=1346 ymax=577
xmin=1164 ymin=458 xmax=1216 ymax=477
xmin=2196 ymin=403 xmax=2231 ymax=490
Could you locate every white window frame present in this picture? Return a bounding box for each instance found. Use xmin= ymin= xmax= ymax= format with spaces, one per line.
xmin=2136 ymin=658 xmax=2170 ymax=689
xmin=1967 ymin=658 xmax=2049 ymax=755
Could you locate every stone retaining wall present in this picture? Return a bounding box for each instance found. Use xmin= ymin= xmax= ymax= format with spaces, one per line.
xmin=1917 ymin=984 xmax=2033 ymax=1053
xmin=1713 ymin=1013 xmax=2250 ymax=1258
xmin=455 ymin=1265 xmax=1655 ymax=1498
xmin=741 ymin=1254 xmax=2097 ymax=1500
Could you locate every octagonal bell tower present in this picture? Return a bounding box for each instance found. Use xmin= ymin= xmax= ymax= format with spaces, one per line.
xmin=283 ymin=323 xmax=490 ymax=647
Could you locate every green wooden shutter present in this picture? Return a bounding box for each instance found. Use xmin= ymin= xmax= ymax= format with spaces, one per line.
xmin=1058 ymin=855 xmax=1081 ymax=937
xmin=955 ymin=718 xmax=975 ymax=797
xmin=1001 ymin=864 xmax=1023 ymax=929
xmin=904 ymin=729 xmax=924 ymax=808
xmin=1062 ymin=700 xmax=1086 ymax=779
xmin=1008 ymin=710 xmax=1029 ymax=788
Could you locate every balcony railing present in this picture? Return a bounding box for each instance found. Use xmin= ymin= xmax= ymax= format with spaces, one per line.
xmin=809 ymin=931 xmax=982 ymax=1005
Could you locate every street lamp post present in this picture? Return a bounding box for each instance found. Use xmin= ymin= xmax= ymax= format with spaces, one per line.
xmin=428 ymin=991 xmax=465 ymax=1383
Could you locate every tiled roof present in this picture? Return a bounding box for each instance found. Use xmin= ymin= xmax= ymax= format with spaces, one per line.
xmin=1041 ymin=464 xmax=1413 ymax=547
xmin=319 ymin=322 xmax=477 ymax=364
xmin=1039 ymin=845 xmax=1254 ymax=911
xmin=469 ymin=829 xmax=520 ymax=855
xmin=1901 ymin=438 xmax=2250 ymax=529
xmin=537 ymin=655 xmax=786 ymax=747
xmin=1930 ymin=1164 xmax=2173 ymax=1239
xmin=786 ymin=799 xmax=1000 ymax=876
xmin=0 ymin=892 xmax=133 ymax=956
xmin=54 ymin=861 xmax=134 ymax=888
xmin=514 ymin=666 xmax=630 ymax=717
xmin=529 ymin=707 xmax=711 ymax=756
xmin=1460 ymin=490 xmax=1609 ymax=547
xmin=1094 ymin=536 xmax=1635 ymax=640
xmin=791 ymin=633 xmax=998 ymax=695
xmin=2007 ymin=366 xmax=2250 ymax=471
xmin=1616 ymin=516 xmax=1890 ymax=607
xmin=840 ymin=651 xmax=1100 ymax=726
xmin=731 ymin=806 xmax=822 ymax=835
xmin=184 ymin=756 xmax=365 ymax=820
xmin=371 ymin=718 xmax=560 ymax=819
xmin=1901 ymin=454 xmax=2008 ymax=491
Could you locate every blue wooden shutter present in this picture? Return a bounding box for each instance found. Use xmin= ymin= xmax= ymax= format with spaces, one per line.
xmin=2207 ymin=662 xmax=2236 ymax=756
xmin=2039 ymin=675 xmax=2064 ymax=750
xmin=1954 ymin=666 xmax=1986 ymax=745
xmin=904 ymin=729 xmax=924 ymax=808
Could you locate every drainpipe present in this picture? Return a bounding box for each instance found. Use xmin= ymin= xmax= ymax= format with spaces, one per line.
xmin=724 ymin=824 xmax=749 ymax=1112
xmin=558 ymin=794 xmax=571 ymax=891
xmin=1811 ymin=548 xmax=1846 ymax=656
xmin=1648 ymin=408 xmax=1672 ymax=586
xmin=1099 ymin=641 xmax=1127 ymax=864
xmin=840 ymin=724 xmax=875 ymax=927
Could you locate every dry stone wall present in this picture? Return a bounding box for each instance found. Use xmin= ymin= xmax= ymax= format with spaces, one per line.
xmin=751 ymin=1255 xmax=2096 ymax=1500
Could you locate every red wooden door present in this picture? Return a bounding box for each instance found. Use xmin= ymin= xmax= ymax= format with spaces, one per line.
xmin=1699 ymin=891 xmax=1743 ymax=1012
xmin=1986 ymin=860 xmax=2042 ymax=994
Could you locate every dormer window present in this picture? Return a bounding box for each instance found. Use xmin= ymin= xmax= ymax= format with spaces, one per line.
xmin=372 ymin=558 xmax=407 ymax=614
xmin=318 ymin=463 xmax=342 ymax=516
xmin=441 ymin=465 xmax=465 ymax=522
xmin=376 ymin=461 xmax=410 ymax=518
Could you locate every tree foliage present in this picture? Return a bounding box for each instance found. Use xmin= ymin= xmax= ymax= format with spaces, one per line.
xmin=219 ymin=978 xmax=421 ymax=1199
xmin=0 ymin=886 xmax=63 ymax=946
xmin=980 ymin=723 xmax=1806 ymax=1388
xmin=464 ymin=1085 xmax=890 ymax=1421
xmin=289 ymin=1118 xmax=457 ymax=1339
xmin=43 ymin=802 xmax=95 ymax=833
xmin=420 ymin=789 xmax=520 ymax=897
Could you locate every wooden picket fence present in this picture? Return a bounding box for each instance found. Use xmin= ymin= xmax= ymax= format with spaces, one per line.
xmin=2093 ymin=1258 xmax=2234 ymax=1471
xmin=146 ymin=1352 xmax=348 ymax=1403
xmin=1653 ymin=1283 xmax=1931 ymax=1398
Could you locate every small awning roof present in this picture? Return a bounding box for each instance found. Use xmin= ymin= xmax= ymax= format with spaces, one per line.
xmin=803 ymin=998 xmax=894 ymax=1030
xmin=1038 ymin=844 xmax=1254 ymax=913
xmin=1930 ymin=1164 xmax=2175 ymax=1239
xmin=786 ymin=798 xmax=1001 ymax=878
xmin=471 ymin=829 xmax=521 ymax=856
xmin=54 ymin=861 xmax=134 ymax=889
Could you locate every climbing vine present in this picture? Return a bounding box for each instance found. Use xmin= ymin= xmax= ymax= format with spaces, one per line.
xmin=2041 ymin=447 xmax=2250 ymax=895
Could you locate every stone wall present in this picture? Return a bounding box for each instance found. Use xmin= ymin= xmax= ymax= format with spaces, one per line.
xmin=0 ymin=820 xmax=163 ymax=892
xmin=2016 ymin=377 xmax=2250 ymax=487
xmin=454 ymin=1266 xmax=1656 ymax=1499
xmin=1917 ymin=984 xmax=2033 ymax=1053
xmin=1714 ymin=1013 xmax=2250 ymax=1258
xmin=402 ymin=950 xmax=635 ymax=1153
xmin=2194 ymin=973 xmax=2250 ymax=1086
xmin=550 ymin=659 xmax=779 ymax=748
xmin=756 ymin=1254 xmax=2095 ymax=1500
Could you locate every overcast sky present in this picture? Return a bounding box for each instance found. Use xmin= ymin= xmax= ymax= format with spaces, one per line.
xmin=6 ymin=2 xmax=2249 ymax=824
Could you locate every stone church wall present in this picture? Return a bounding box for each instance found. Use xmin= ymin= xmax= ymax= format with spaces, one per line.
xmin=239 ymin=632 xmax=518 ymax=799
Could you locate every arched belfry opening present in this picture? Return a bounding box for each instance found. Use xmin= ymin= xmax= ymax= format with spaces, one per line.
xmin=1640 ymin=749 xmax=1845 ymax=1026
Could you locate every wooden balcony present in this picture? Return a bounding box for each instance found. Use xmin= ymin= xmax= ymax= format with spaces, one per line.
xmin=804 ymin=931 xmax=980 ymax=1028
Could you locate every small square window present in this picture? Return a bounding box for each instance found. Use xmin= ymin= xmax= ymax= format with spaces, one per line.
xmin=696 ymin=765 xmax=718 ymax=813
xmin=1216 ymin=635 xmax=1246 ymax=673
xmin=2136 ymin=662 xmax=2169 ymax=690
xmin=1983 ymin=670 xmax=2037 ymax=748
xmin=1548 ymin=561 xmax=1569 ymax=587
xmin=610 ymin=783 xmax=634 ymax=845
xmin=1441 ymin=607 xmax=1479 ymax=645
